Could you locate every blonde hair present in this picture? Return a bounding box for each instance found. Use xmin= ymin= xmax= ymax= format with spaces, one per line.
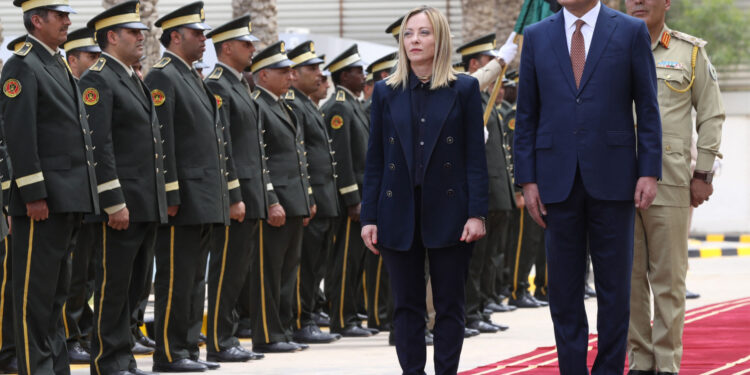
xmin=386 ymin=6 xmax=457 ymax=90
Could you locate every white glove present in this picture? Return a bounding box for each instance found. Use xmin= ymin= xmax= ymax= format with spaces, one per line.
xmin=484 ymin=126 xmax=489 ymax=144
xmin=497 ymin=32 xmax=518 ymax=64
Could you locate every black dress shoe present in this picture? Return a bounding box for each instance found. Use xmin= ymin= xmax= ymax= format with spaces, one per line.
xmin=114 ymin=371 xmax=134 ymax=375
xmin=330 ymin=332 xmax=342 ymax=340
xmin=508 ymin=294 xmax=541 ymax=308
xmin=206 ymin=346 xmax=252 ymax=362
xmin=485 ymin=319 xmax=509 ymax=331
xmin=363 ymin=326 xmax=380 ymax=335
xmin=135 ymin=333 xmax=156 ymax=348
xmin=153 ymin=358 xmax=207 ymax=373
xmin=533 ymin=291 xmax=549 ymax=302
xmin=236 ymin=328 xmax=252 ymax=338
xmin=485 ymin=302 xmax=516 ymax=313
xmin=388 ymin=330 xmax=395 ymax=346
xmin=198 ymin=333 xmax=207 ymax=346
xmin=627 ymin=370 xmax=656 ymax=375
xmin=67 ymin=341 xmax=91 ymax=364
xmin=293 ymin=325 xmax=338 ymax=343
xmin=289 ymin=341 xmax=309 ymax=350
xmin=132 ymin=340 xmax=155 ymax=355
xmin=425 ymin=331 xmax=433 ymax=346
xmin=686 ymin=289 xmax=701 ymax=299
xmin=312 ymin=313 xmax=330 ymax=327
xmin=253 ymin=342 xmax=299 ymax=353
xmin=194 ymin=358 xmax=220 ymax=370
xmin=332 ymin=325 xmax=372 ymax=337
xmin=585 ymin=284 xmax=597 ymax=297
xmin=234 ymin=345 xmax=264 ymax=360
xmin=531 ymin=296 xmax=549 ymax=306
xmin=467 ymin=320 xmax=500 ymax=333
xmin=130 ymin=368 xmax=157 ymax=375
xmin=356 ymin=313 xmax=368 ymax=321
xmin=464 ymin=327 xmax=480 ymax=338
xmin=0 ymin=357 xmax=18 ymax=374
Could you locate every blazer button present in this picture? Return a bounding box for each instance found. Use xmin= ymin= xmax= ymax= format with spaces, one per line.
xmin=389 ymin=137 xmax=395 ymax=144
xmin=576 ymin=98 xmax=582 ymax=104
xmin=389 ymin=163 xmax=395 ymax=171
xmin=443 ymin=162 xmax=452 ymax=169
xmin=446 ymin=136 xmax=454 ymax=144
xmin=446 ymin=189 xmax=455 ymax=197
xmin=386 ymin=190 xmax=393 ymax=198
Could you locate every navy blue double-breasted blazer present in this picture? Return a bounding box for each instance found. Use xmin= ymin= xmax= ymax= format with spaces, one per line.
xmin=361 ymin=74 xmax=488 ymax=251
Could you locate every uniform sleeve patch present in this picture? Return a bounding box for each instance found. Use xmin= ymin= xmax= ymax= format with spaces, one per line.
xmin=708 ymin=62 xmax=718 ymax=81
xmin=151 ymin=89 xmax=166 ymax=106
xmin=508 ymin=118 xmax=515 ymax=130
xmin=214 ymin=94 xmax=223 ymax=109
xmin=82 ymin=88 xmax=99 ymax=105
xmin=330 ymin=115 xmax=344 ymax=130
xmin=3 ymin=79 xmax=21 ymax=98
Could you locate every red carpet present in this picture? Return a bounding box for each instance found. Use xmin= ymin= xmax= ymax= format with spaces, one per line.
xmin=461 ymin=297 xmax=750 ymax=375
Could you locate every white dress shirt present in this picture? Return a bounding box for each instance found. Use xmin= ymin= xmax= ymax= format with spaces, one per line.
xmin=563 ymin=1 xmax=601 ymax=58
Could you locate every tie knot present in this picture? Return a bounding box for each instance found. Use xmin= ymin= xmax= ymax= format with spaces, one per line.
xmin=575 ymin=19 xmax=585 ymax=31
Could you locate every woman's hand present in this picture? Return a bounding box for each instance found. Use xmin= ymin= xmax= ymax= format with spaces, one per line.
xmin=362 ymin=224 xmax=379 ymax=255
xmin=460 ymin=217 xmax=486 ymax=243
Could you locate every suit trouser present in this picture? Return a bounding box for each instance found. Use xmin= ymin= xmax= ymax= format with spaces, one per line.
xmin=628 ymin=205 xmax=689 ymax=373
xmin=130 ymin=241 xmax=154 ymax=340
xmin=510 ymin=209 xmax=545 ymax=300
xmin=207 ymin=220 xmax=259 ymax=352
xmin=64 ymin=222 xmax=96 ymax=348
xmin=497 ymin=209 xmax=521 ymax=297
xmin=250 ymin=218 xmax=303 ymax=344
xmin=236 ymin=273 xmax=252 ymax=332
xmin=544 ymin=172 xmax=634 ymax=375
xmin=480 ymin=210 xmax=512 ymax=307
xmin=326 ymin=217 xmax=367 ymax=331
xmin=91 ymin=222 xmax=158 ymax=375
xmin=0 ymin=236 xmax=15 ymax=366
xmin=364 ymin=249 xmax=392 ymax=329
xmin=294 ymin=217 xmax=336 ymax=330
xmin=12 ymin=214 xmax=82 ymax=375
xmin=153 ymin=224 xmax=213 ymax=363
xmin=533 ymin=241 xmax=548 ymax=297
xmin=465 ymin=211 xmax=497 ymax=324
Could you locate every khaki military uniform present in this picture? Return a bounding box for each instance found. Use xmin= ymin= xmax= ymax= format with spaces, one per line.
xmin=628 ymin=25 xmax=724 ymax=373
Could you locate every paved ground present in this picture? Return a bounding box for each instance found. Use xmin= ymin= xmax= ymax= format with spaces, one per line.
xmin=72 ymin=254 xmax=750 ymax=375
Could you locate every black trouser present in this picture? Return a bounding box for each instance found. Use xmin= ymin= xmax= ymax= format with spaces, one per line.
xmin=250 ymin=218 xmax=303 ymax=344
xmin=153 ymin=224 xmax=213 ymax=363
xmin=482 ymin=210 xmax=513 ymax=305
xmin=364 ymin=249 xmax=392 ymax=329
xmin=294 ymin=217 xmax=336 ymax=330
xmin=12 ymin=213 xmax=82 ymax=375
xmin=64 ymin=222 xmax=96 ymax=349
xmin=534 ymin=233 xmax=548 ymax=297
xmin=207 ymin=220 xmax=258 ymax=352
xmin=235 ymin=273 xmax=252 ymax=332
xmin=509 ymin=209 xmax=545 ymax=300
xmin=466 ymin=210 xmax=507 ymax=323
xmin=497 ymin=209 xmax=521 ymax=297
xmin=91 ymin=222 xmax=158 ymax=374
xmin=130 ymin=234 xmax=154 ymax=339
xmin=0 ymin=236 xmax=14 ymax=367
xmin=326 ymin=216 xmax=367 ymax=331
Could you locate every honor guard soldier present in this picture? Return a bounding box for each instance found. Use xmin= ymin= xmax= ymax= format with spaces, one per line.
xmin=203 ymin=15 xmax=267 ymax=363
xmin=248 ymin=41 xmax=315 ymax=353
xmin=320 ymin=44 xmax=375 ymax=337
xmin=0 ymin=119 xmax=13 ymax=374
xmin=59 ymin=26 xmax=101 ymax=365
xmin=626 ymin=2 xmax=725 ymax=373
xmin=78 ymin=2 xmax=167 ymax=374
xmin=1 ymin=0 xmax=100 ymax=373
xmin=284 ymin=41 xmax=341 ymax=345
xmin=362 ymin=52 xmax=398 ymax=334
xmin=457 ymin=34 xmax=515 ymax=333
xmin=145 ymin=2 xmax=240 ymax=372
xmin=385 ymin=16 xmax=404 ymax=42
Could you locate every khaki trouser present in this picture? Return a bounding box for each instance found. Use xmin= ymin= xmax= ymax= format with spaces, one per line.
xmin=628 ymin=205 xmax=690 ymax=373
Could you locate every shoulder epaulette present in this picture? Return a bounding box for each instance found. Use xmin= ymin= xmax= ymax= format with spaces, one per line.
xmin=207 ymin=67 xmax=222 ymax=80
xmin=285 ymin=90 xmax=295 ymax=100
xmin=153 ymin=57 xmax=171 ymax=69
xmin=670 ymin=30 xmax=707 ymax=47
xmin=335 ymin=90 xmax=346 ymax=102
xmin=251 ymin=90 xmax=261 ymax=100
xmin=89 ymin=57 xmax=106 ymax=72
xmin=14 ymin=42 xmax=32 ymax=57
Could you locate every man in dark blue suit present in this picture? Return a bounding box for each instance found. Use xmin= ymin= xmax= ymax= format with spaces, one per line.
xmin=514 ymin=1 xmax=662 ymax=374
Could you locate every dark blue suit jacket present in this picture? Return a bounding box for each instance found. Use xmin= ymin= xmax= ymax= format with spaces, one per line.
xmin=361 ymin=74 xmax=488 ymax=251
xmin=514 ymin=5 xmax=662 ymax=203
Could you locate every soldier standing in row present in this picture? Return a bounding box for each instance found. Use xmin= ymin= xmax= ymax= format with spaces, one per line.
xmin=0 ymin=79 xmax=14 ymax=373
xmin=79 ymin=3 xmax=166 ymax=374
xmin=1 ymin=0 xmax=100 ymax=373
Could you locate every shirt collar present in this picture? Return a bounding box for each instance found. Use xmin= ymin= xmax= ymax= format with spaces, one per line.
xmin=563 ymin=1 xmax=601 ymax=32
xmin=102 ymin=52 xmax=135 ymax=77
xmin=257 ymin=85 xmax=279 ymax=101
xmin=165 ymin=51 xmax=193 ymax=70
xmin=409 ymin=70 xmax=431 ymax=90
xmin=216 ymin=62 xmax=243 ymax=81
xmin=28 ymin=34 xmax=58 ymax=56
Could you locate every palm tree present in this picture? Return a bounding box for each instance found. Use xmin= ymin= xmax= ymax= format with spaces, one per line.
xmin=102 ymin=0 xmax=161 ymax=73
xmin=233 ymin=0 xmax=277 ymax=48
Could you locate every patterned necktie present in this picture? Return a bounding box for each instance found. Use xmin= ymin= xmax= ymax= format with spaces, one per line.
xmin=571 ymin=19 xmax=586 ymax=89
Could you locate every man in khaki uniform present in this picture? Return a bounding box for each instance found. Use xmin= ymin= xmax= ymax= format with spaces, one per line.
xmin=625 ymin=1 xmax=724 ymax=374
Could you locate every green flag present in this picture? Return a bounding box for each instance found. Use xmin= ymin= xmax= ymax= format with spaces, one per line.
xmin=514 ymin=0 xmax=560 ymax=34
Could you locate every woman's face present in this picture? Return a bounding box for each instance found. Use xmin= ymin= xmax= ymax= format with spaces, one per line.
xmin=403 ymin=12 xmax=435 ymax=66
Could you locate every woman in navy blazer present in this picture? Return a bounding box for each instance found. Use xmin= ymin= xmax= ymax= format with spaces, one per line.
xmin=360 ymin=6 xmax=488 ymax=375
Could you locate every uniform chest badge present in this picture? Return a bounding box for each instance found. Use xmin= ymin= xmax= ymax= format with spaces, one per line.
xmin=214 ymin=94 xmax=223 ymax=109
xmin=82 ymin=88 xmax=99 ymax=105
xmin=508 ymin=118 xmax=516 ymax=130
xmin=656 ymin=60 xmax=684 ymax=70
xmin=330 ymin=115 xmax=344 ymax=130
xmin=3 ymin=79 xmax=21 ymax=98
xmin=151 ymin=89 xmax=166 ymax=106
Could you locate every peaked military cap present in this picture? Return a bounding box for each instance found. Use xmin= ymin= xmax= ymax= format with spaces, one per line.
xmin=206 ymin=15 xmax=259 ymax=44
xmin=452 ymin=61 xmax=466 ymax=73
xmin=366 ymin=51 xmax=398 ymax=78
xmin=456 ymin=33 xmax=498 ymax=58
xmin=63 ymin=27 xmax=101 ymax=54
xmin=385 ymin=16 xmax=404 ymax=41
xmin=365 ymin=72 xmax=373 ymax=82
xmin=87 ymin=0 xmax=148 ymax=32
xmin=155 ymin=1 xmax=211 ymax=31
xmin=318 ymin=54 xmax=331 ymax=76
xmin=14 ymin=0 xmax=75 ymax=13
xmin=324 ymin=44 xmax=365 ymax=74
xmin=251 ymin=40 xmax=293 ymax=73
xmin=6 ymin=35 xmax=28 ymax=52
xmin=287 ymin=40 xmax=324 ymax=68
xmin=193 ymin=59 xmax=211 ymax=70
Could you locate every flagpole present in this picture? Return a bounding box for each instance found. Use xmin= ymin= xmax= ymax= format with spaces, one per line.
xmin=483 ymin=33 xmax=521 ymax=126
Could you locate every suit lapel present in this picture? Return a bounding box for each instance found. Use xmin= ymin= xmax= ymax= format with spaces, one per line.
xmin=422 ymin=86 xmax=456 ymax=168
xmin=174 ymin=62 xmax=212 ymax=112
xmin=388 ymin=88 xmax=413 ymax=176
xmin=547 ymin=12 xmax=578 ymax=95
xmin=108 ymin=58 xmax=150 ymax=110
xmin=260 ymin=90 xmax=297 ymax=133
xmin=578 ymin=6 xmax=617 ymax=93
xmin=231 ymin=79 xmax=255 ymax=108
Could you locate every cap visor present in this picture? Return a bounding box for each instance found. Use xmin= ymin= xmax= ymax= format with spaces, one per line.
xmin=185 ymin=23 xmax=212 ymax=31
xmin=482 ymin=50 xmax=500 ymax=57
xmin=48 ymin=5 xmax=76 ymax=13
xmin=233 ymin=35 xmax=259 ymax=42
xmin=265 ymin=59 xmax=294 ymax=70
xmin=295 ymin=57 xmax=324 ymax=67
xmin=120 ymin=22 xmax=149 ymax=30
xmin=74 ymin=45 xmax=102 ymax=53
